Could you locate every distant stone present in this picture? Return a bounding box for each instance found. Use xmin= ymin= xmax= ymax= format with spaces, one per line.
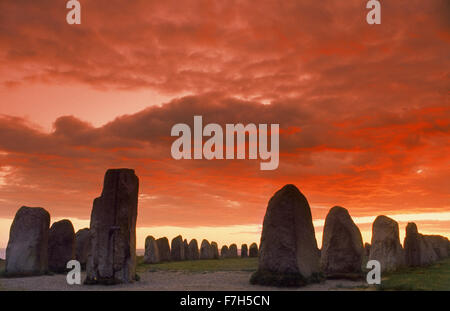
xmin=364 ymin=243 xmax=371 ymax=257
xmin=241 ymin=244 xmax=248 ymax=258
xmin=200 ymin=239 xmax=213 ymax=259
xmin=156 ymin=237 xmax=171 ymax=262
xmin=144 ymin=236 xmax=160 ymax=264
xmin=85 ymin=169 xmax=139 ymax=284
xmin=183 ymin=239 xmax=189 ymax=260
xmin=5 ymin=206 xmax=50 ymax=277
xmin=221 ymin=245 xmax=229 ymax=258
xmin=48 ymin=219 xmax=76 ymax=273
xmin=75 ymin=228 xmax=90 ymax=269
xmin=423 ymin=235 xmax=449 ymax=259
xmin=320 ymin=206 xmax=364 ymax=276
xmin=368 ymin=215 xmax=404 ymax=272
xmin=170 ymin=235 xmax=185 ymax=261
xmin=211 ymin=242 xmax=219 ymax=259
xmin=249 ymin=243 xmax=259 ymax=257
xmin=404 ymin=223 xmax=438 ymax=267
xmin=250 ymin=184 xmax=321 ymax=287
xmin=187 ymin=239 xmax=199 ymax=260
xmin=229 ymin=244 xmax=238 ymax=258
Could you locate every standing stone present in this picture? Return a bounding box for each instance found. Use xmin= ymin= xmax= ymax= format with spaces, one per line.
xmin=404 ymin=223 xmax=438 ymax=267
xmin=144 ymin=236 xmax=160 ymax=264
xmin=170 ymin=235 xmax=185 ymax=261
xmin=183 ymin=239 xmax=189 ymax=260
xmin=156 ymin=237 xmax=171 ymax=262
xmin=249 ymin=243 xmax=259 ymax=257
xmin=48 ymin=219 xmax=75 ymax=273
xmin=188 ymin=239 xmax=199 ymax=260
xmin=320 ymin=206 xmax=364 ymax=276
xmin=221 ymin=245 xmax=229 ymax=258
xmin=241 ymin=244 xmax=248 ymax=258
xmin=5 ymin=206 xmax=50 ymax=277
xmin=85 ymin=169 xmax=139 ymax=284
xmin=251 ymin=184 xmax=320 ymax=286
xmin=229 ymin=244 xmax=238 ymax=258
xmin=364 ymin=243 xmax=371 ymax=257
xmin=211 ymin=241 xmax=219 ymax=259
xmin=368 ymin=215 xmax=404 ymax=272
xmin=200 ymin=239 xmax=213 ymax=259
xmin=424 ymin=235 xmax=449 ymax=259
xmin=75 ymin=228 xmax=90 ymax=270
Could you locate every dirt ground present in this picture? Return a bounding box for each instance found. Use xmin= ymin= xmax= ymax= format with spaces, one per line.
xmin=0 ymin=271 xmax=366 ymax=291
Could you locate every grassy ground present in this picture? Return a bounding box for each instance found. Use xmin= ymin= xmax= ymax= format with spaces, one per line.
xmin=136 ymin=256 xmax=258 ymax=273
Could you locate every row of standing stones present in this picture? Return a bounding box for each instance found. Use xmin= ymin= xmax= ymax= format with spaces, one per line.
xmin=3 ymin=170 xmax=450 ymax=286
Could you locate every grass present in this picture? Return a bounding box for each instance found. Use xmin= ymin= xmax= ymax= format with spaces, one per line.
xmin=377 ymin=258 xmax=450 ymax=291
xmin=136 ymin=256 xmax=258 ymax=273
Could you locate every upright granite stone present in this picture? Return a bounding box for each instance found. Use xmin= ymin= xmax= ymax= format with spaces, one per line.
xmin=5 ymin=206 xmax=50 ymax=277
xmin=75 ymin=228 xmax=90 ymax=269
xmin=249 ymin=243 xmax=259 ymax=257
xmin=404 ymin=223 xmax=438 ymax=267
xmin=251 ymin=184 xmax=321 ymax=286
xmin=170 ymin=235 xmax=185 ymax=261
xmin=144 ymin=236 xmax=160 ymax=264
xmin=320 ymin=206 xmax=364 ymax=276
xmin=368 ymin=215 xmax=404 ymax=272
xmin=187 ymin=239 xmax=199 ymax=260
xmin=157 ymin=237 xmax=171 ymax=262
xmin=85 ymin=169 xmax=139 ymax=284
xmin=424 ymin=235 xmax=449 ymax=259
xmin=200 ymin=239 xmax=213 ymax=259
xmin=211 ymin=241 xmax=219 ymax=259
xmin=229 ymin=244 xmax=238 ymax=258
xmin=221 ymin=245 xmax=229 ymax=258
xmin=48 ymin=219 xmax=75 ymax=273
xmin=241 ymin=244 xmax=248 ymax=258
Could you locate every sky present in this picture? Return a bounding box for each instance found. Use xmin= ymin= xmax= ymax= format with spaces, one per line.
xmin=0 ymin=0 xmax=449 ymax=252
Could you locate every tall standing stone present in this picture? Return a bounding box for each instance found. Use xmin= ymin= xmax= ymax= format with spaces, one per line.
xmin=368 ymin=215 xmax=404 ymax=272
xmin=187 ymin=239 xmax=199 ymax=260
xmin=229 ymin=244 xmax=238 ymax=258
xmin=320 ymin=206 xmax=364 ymax=276
xmin=144 ymin=235 xmax=160 ymax=264
xmin=48 ymin=219 xmax=75 ymax=273
xmin=249 ymin=243 xmax=259 ymax=257
xmin=221 ymin=245 xmax=229 ymax=258
xmin=85 ymin=169 xmax=139 ymax=284
xmin=200 ymin=239 xmax=213 ymax=259
xmin=211 ymin=241 xmax=219 ymax=259
xmin=5 ymin=206 xmax=50 ymax=277
xmin=156 ymin=237 xmax=171 ymax=262
xmin=250 ymin=184 xmax=320 ymax=286
xmin=241 ymin=244 xmax=248 ymax=258
xmin=75 ymin=228 xmax=90 ymax=270
xmin=404 ymin=222 xmax=438 ymax=266
xmin=170 ymin=235 xmax=185 ymax=261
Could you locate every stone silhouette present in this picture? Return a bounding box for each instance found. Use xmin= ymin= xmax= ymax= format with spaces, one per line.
xmin=241 ymin=244 xmax=248 ymax=258
xmin=424 ymin=235 xmax=449 ymax=259
xmin=211 ymin=241 xmax=219 ymax=259
xmin=187 ymin=239 xmax=199 ymax=260
xmin=221 ymin=245 xmax=229 ymax=258
xmin=85 ymin=169 xmax=139 ymax=284
xmin=200 ymin=239 xmax=213 ymax=259
xmin=368 ymin=215 xmax=404 ymax=272
xmin=144 ymin=236 xmax=160 ymax=264
xmin=228 ymin=244 xmax=238 ymax=258
xmin=249 ymin=243 xmax=259 ymax=257
xmin=183 ymin=239 xmax=189 ymax=260
xmin=170 ymin=235 xmax=185 ymax=261
xmin=48 ymin=219 xmax=76 ymax=273
xmin=404 ymin=222 xmax=438 ymax=267
xmin=250 ymin=184 xmax=321 ymax=286
xmin=75 ymin=228 xmax=90 ymax=269
xmin=5 ymin=206 xmax=50 ymax=277
xmin=320 ymin=206 xmax=364 ymax=277
xmin=156 ymin=237 xmax=171 ymax=262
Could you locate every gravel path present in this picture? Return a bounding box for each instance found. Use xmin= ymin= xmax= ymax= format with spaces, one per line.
xmin=0 ymin=271 xmax=366 ymax=291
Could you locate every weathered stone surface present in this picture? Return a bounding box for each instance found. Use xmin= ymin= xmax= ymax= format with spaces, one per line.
xmin=249 ymin=243 xmax=259 ymax=257
xmin=187 ymin=239 xmax=199 ymax=260
xmin=368 ymin=215 xmax=404 ymax=272
xmin=75 ymin=228 xmax=90 ymax=269
xmin=85 ymin=169 xmax=139 ymax=284
xmin=156 ymin=237 xmax=170 ymax=262
xmin=200 ymin=239 xmax=213 ymax=259
xmin=221 ymin=245 xmax=229 ymax=258
xmin=364 ymin=243 xmax=371 ymax=257
xmin=48 ymin=219 xmax=75 ymax=273
xmin=5 ymin=206 xmax=50 ymax=277
xmin=228 ymin=244 xmax=238 ymax=258
xmin=241 ymin=244 xmax=248 ymax=258
xmin=144 ymin=236 xmax=160 ymax=264
xmin=404 ymin=223 xmax=438 ymax=267
xmin=423 ymin=235 xmax=449 ymax=259
xmin=211 ymin=241 xmax=219 ymax=259
xmin=320 ymin=206 xmax=364 ymax=276
xmin=251 ymin=184 xmax=321 ymax=287
xmin=183 ymin=239 xmax=189 ymax=260
xmin=170 ymin=235 xmax=185 ymax=261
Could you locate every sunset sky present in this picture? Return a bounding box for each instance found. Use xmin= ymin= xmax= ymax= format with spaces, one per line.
xmin=0 ymin=0 xmax=449 ymax=252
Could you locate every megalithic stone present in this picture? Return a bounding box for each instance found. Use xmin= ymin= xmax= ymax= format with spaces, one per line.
xmin=156 ymin=237 xmax=171 ymax=262
xmin=85 ymin=169 xmax=139 ymax=285
xmin=48 ymin=219 xmax=76 ymax=273
xmin=241 ymin=244 xmax=248 ymax=258
xmin=170 ymin=235 xmax=185 ymax=261
xmin=228 ymin=244 xmax=238 ymax=258
xmin=211 ymin=241 xmax=219 ymax=259
xmin=75 ymin=228 xmax=91 ymax=269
